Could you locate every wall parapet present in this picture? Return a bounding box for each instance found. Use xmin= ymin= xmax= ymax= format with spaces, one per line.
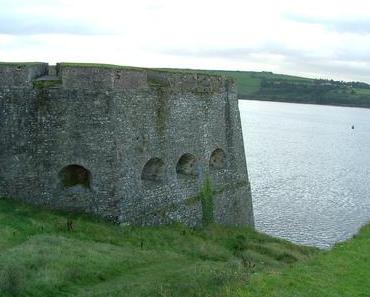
xmin=0 ymin=62 xmax=234 ymax=94
xmin=0 ymin=62 xmax=48 ymax=87
xmin=55 ymin=63 xmax=228 ymax=93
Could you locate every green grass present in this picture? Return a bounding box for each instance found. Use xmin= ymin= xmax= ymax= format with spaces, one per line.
xmin=237 ymin=223 xmax=370 ymax=297
xmin=354 ymin=88 xmax=370 ymax=96
xmin=0 ymin=198 xmax=316 ymax=297
xmin=0 ymin=198 xmax=369 ymax=297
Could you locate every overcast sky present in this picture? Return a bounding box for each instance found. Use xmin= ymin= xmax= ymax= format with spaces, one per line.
xmin=1 ymin=0 xmax=370 ymax=82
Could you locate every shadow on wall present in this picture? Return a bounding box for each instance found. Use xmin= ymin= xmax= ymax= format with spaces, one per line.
xmin=176 ymin=153 xmax=199 ymax=179
xmin=57 ymin=149 xmax=226 ymax=192
xmin=141 ymin=158 xmax=165 ymax=187
xmin=58 ymin=164 xmax=91 ymax=189
xmin=209 ymin=149 xmax=226 ymax=170
xmin=138 ymin=149 xmax=227 ymax=188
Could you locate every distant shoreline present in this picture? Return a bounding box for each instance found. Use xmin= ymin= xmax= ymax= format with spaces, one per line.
xmin=185 ymin=68 xmax=370 ymax=110
xmin=239 ymin=97 xmax=370 ymax=110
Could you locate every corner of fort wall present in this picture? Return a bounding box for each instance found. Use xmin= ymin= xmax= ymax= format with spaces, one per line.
xmin=0 ymin=62 xmax=254 ymax=227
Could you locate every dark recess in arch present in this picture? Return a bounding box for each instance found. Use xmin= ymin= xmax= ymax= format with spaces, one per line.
xmin=209 ymin=148 xmax=226 ymax=170
xmin=59 ymin=164 xmax=91 ymax=188
xmin=176 ymin=153 xmax=198 ymax=177
xmin=141 ymin=158 xmax=165 ymax=182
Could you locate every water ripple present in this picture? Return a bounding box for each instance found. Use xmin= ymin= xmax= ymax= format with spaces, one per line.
xmin=240 ymin=100 xmax=370 ymax=248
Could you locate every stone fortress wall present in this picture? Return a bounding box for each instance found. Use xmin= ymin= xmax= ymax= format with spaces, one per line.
xmin=0 ymin=62 xmax=254 ymax=226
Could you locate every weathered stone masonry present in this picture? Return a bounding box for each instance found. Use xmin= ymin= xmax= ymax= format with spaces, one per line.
xmin=0 ymin=62 xmax=254 ymax=226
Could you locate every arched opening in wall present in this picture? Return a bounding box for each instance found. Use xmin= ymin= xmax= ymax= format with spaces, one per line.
xmin=176 ymin=153 xmax=198 ymax=178
xmin=59 ymin=164 xmax=91 ymax=189
xmin=209 ymin=148 xmax=226 ymax=170
xmin=141 ymin=158 xmax=165 ymax=182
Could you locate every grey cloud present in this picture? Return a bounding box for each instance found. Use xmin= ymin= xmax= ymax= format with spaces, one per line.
xmin=285 ymin=58 xmax=370 ymax=82
xmin=163 ymin=48 xmax=256 ymax=59
xmin=162 ymin=43 xmax=310 ymax=60
xmin=164 ymin=41 xmax=370 ymax=66
xmin=162 ymin=44 xmax=370 ymax=82
xmin=333 ymin=48 xmax=370 ymax=63
xmin=285 ymin=13 xmax=370 ymax=34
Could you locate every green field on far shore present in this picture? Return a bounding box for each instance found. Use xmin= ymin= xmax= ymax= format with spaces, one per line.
xmin=174 ymin=68 xmax=370 ymax=108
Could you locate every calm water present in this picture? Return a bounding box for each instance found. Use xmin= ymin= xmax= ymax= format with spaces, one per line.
xmin=239 ymin=100 xmax=370 ymax=248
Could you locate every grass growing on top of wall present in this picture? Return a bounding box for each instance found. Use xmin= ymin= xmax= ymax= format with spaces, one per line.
xmin=58 ymin=63 xmax=222 ymax=78
xmin=58 ymin=62 xmax=143 ymax=70
xmin=0 ymin=62 xmax=45 ymax=67
xmin=0 ymin=197 xmax=317 ymax=297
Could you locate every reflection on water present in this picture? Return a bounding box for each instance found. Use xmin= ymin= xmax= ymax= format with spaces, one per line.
xmin=239 ymin=100 xmax=370 ymax=248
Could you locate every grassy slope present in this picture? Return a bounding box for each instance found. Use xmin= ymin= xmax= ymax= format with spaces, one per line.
xmin=238 ymin=223 xmax=370 ymax=297
xmin=0 ymin=199 xmax=369 ymax=297
xmin=0 ymin=198 xmax=316 ymax=297
xmin=223 ymin=71 xmax=370 ymax=108
xmin=354 ymin=88 xmax=370 ymax=96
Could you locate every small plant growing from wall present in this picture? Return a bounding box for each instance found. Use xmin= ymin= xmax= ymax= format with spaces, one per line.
xmin=199 ymin=176 xmax=214 ymax=226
